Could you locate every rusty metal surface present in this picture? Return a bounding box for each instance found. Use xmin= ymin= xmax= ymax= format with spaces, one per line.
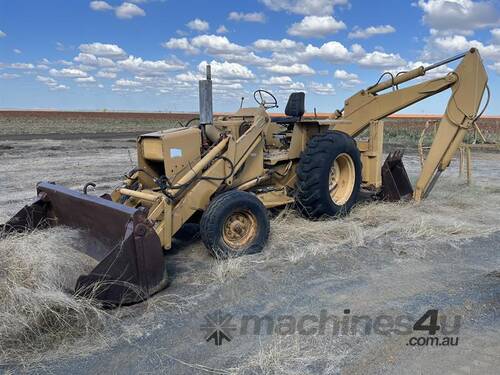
xmin=1 ymin=182 xmax=168 ymax=305
xmin=381 ymin=151 xmax=414 ymax=201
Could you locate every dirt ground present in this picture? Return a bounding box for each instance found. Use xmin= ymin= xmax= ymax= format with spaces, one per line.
xmin=0 ymin=128 xmax=499 ymax=374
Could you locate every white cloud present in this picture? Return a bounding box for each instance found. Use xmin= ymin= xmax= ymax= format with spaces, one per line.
xmin=0 ymin=30 xmax=6 ymax=38
xmin=191 ymin=35 xmax=246 ymax=55
xmin=74 ymin=53 xmax=115 ymax=67
xmin=162 ymin=37 xmax=199 ymax=54
xmin=253 ymin=38 xmax=303 ymax=51
xmin=79 ymin=42 xmax=127 ymax=59
xmin=491 ymin=28 xmax=500 ymax=43
xmin=117 ymin=55 xmax=186 ymax=76
xmin=214 ymin=82 xmax=244 ymax=90
xmin=219 ymin=52 xmax=272 ymax=67
xmin=269 ymin=52 xmax=300 ymax=65
xmin=176 ymin=71 xmax=203 ymax=82
xmin=217 ymin=25 xmax=229 ymax=34
xmin=37 ymin=75 xmax=68 ymax=90
xmin=262 ymin=76 xmax=305 ymax=91
xmin=264 ymin=76 xmax=294 ymax=85
xmin=37 ymin=76 xmax=58 ymax=86
xmin=289 ymin=82 xmax=305 ymax=90
xmin=288 ymin=16 xmax=346 ymax=38
xmin=76 ymin=76 xmax=96 ymax=83
xmin=10 ymin=63 xmax=35 ymax=69
xmin=489 ymin=61 xmax=500 ymax=74
xmin=13 ymin=49 xmax=22 ymax=54
xmin=198 ymin=60 xmax=255 ymax=80
xmin=358 ymin=51 xmax=406 ymax=68
xmin=228 ymin=12 xmax=266 ymax=23
xmin=334 ymin=69 xmax=358 ymax=80
xmin=54 ymin=42 xmax=62 ymax=51
xmin=90 ymin=1 xmax=146 ymax=20
xmin=115 ymin=2 xmax=146 ymax=19
xmin=96 ymin=70 xmax=117 ymax=79
xmin=260 ymin=0 xmax=349 ymax=15
xmin=334 ymin=69 xmax=361 ymax=87
xmin=50 ymin=68 xmax=88 ymax=78
xmin=52 ymin=84 xmax=69 ymax=91
xmin=265 ymin=63 xmax=315 ymax=75
xmin=90 ymin=1 xmax=113 ymax=11
xmin=309 ymin=82 xmax=335 ymax=95
xmin=115 ymin=78 xmax=142 ymax=87
xmin=417 ymin=0 xmax=500 ymax=34
xmin=36 ymin=76 xmax=60 ymax=90
xmin=348 ymin=25 xmax=396 ymax=39
xmin=187 ymin=18 xmax=210 ymax=32
xmin=351 ymin=43 xmax=366 ymax=57
xmin=58 ymin=60 xmax=73 ymax=66
xmin=0 ymin=73 xmax=20 ymax=79
xmin=301 ymin=41 xmax=351 ymax=63
xmin=426 ymin=34 xmax=500 ymax=61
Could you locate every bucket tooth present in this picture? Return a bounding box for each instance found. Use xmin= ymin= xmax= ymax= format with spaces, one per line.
xmin=381 ymin=150 xmax=413 ymax=201
xmin=0 ymin=181 xmax=168 ymax=306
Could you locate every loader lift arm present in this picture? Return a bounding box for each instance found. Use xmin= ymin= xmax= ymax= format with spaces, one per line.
xmin=333 ymin=48 xmax=489 ymax=200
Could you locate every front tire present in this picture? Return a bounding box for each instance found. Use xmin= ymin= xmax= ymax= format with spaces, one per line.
xmin=296 ymin=131 xmax=362 ymax=218
xmin=200 ymin=190 xmax=270 ymax=258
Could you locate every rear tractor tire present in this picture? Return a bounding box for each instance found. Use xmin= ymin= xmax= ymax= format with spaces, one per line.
xmin=296 ymin=130 xmax=362 ymax=218
xmin=200 ymin=190 xmax=270 ymax=258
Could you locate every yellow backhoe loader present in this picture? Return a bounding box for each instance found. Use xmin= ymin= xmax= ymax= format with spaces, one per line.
xmin=1 ymin=48 xmax=489 ymax=305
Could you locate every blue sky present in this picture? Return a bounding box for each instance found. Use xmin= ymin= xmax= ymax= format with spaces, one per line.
xmin=0 ymin=0 xmax=499 ymax=114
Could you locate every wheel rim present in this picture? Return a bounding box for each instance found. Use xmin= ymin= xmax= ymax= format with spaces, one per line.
xmin=222 ymin=209 xmax=258 ymax=250
xmin=329 ymin=153 xmax=356 ymax=206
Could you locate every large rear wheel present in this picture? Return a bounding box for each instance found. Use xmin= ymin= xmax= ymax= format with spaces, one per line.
xmin=200 ymin=190 xmax=270 ymax=258
xmin=296 ymin=131 xmax=362 ymax=218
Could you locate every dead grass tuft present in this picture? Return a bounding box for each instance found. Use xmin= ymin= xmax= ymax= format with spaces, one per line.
xmin=0 ymin=228 xmax=115 ymax=365
xmin=267 ymin=177 xmax=500 ymax=263
xmin=228 ymin=334 xmax=352 ymax=375
xmin=209 ymin=258 xmax=248 ymax=284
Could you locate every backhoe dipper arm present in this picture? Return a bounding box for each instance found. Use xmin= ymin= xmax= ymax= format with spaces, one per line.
xmin=333 ymin=48 xmax=488 ymax=201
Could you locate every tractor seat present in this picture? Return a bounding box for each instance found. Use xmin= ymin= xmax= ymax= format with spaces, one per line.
xmin=272 ymin=92 xmax=305 ymax=124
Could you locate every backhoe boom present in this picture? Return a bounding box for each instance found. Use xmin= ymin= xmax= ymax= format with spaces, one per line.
xmin=334 ymin=48 xmax=488 ymax=200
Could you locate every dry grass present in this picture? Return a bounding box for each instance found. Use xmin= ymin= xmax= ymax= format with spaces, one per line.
xmin=183 ymin=176 xmax=500 ymax=290
xmin=267 ymin=177 xmax=500 ymax=264
xmin=0 ymin=165 xmax=498 ymax=369
xmin=0 ymin=226 xmax=195 ymax=369
xmin=0 ymin=228 xmax=112 ymax=365
xmin=228 ymin=334 xmax=353 ymax=375
xmin=209 ymin=258 xmax=249 ymax=284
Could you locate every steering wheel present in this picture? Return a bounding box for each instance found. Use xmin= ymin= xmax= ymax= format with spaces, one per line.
xmin=253 ymin=89 xmax=278 ymax=109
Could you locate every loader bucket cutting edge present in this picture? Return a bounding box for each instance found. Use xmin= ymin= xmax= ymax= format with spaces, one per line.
xmin=381 ymin=151 xmax=414 ymax=201
xmin=1 ymin=181 xmax=168 ymax=306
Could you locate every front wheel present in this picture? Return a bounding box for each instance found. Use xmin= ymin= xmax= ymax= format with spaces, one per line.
xmin=200 ymin=190 xmax=270 ymax=258
xmin=296 ymin=131 xmax=362 ymax=218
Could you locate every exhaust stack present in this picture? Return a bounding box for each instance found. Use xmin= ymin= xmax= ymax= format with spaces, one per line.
xmin=199 ymin=64 xmax=213 ymax=125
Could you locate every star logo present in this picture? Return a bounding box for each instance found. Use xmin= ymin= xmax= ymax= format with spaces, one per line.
xmin=200 ymin=310 xmax=237 ymax=346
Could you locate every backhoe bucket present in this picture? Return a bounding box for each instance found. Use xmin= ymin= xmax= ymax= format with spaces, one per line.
xmin=1 ymin=181 xmax=167 ymax=306
xmin=381 ymin=151 xmax=413 ymax=201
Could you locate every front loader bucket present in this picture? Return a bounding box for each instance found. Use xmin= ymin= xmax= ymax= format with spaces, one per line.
xmin=1 ymin=181 xmax=167 ymax=306
xmin=381 ymin=151 xmax=413 ymax=201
